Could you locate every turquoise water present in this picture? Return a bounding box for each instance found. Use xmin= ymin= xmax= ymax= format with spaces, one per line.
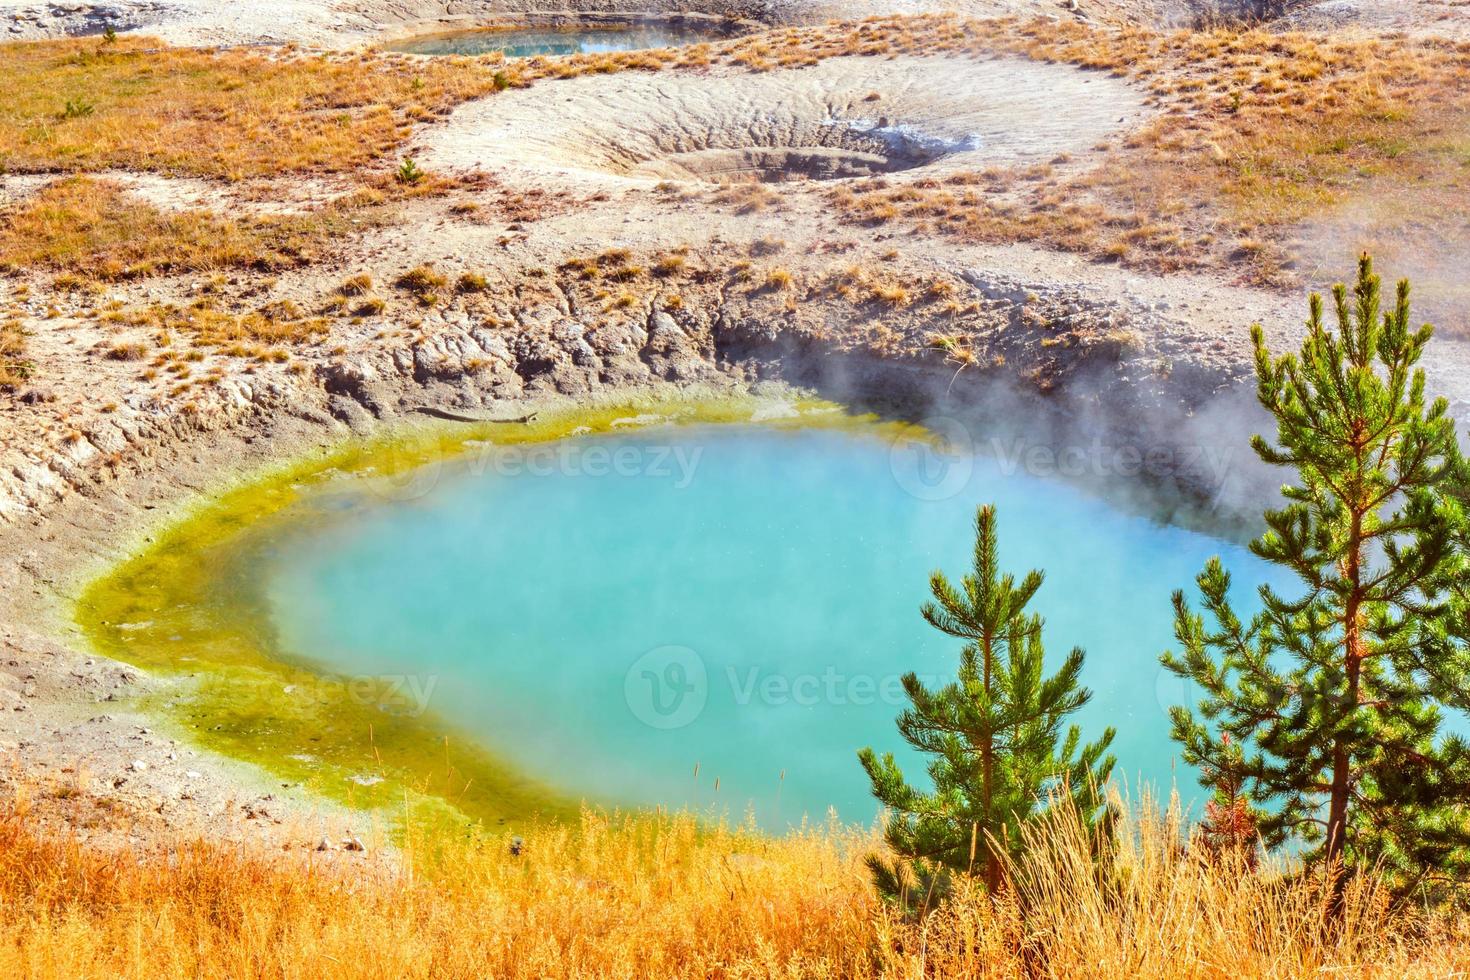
xmin=263 ymin=424 xmax=1283 ymax=827
xmin=384 ymin=24 xmax=730 ymax=58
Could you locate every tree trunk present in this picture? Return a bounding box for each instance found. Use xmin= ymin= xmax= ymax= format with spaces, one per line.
xmin=1326 ymin=513 xmax=1365 ymax=921
xmin=981 ymin=634 xmax=998 ymax=893
xmin=1324 ymin=734 xmax=1350 ymax=917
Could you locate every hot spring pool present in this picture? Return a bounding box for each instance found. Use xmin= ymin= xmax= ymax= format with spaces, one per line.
xmin=248 ymin=421 xmax=1283 ymax=827
xmin=384 ymin=22 xmax=734 ymax=58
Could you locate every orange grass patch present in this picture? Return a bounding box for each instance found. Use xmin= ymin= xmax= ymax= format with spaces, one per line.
xmin=0 ymin=176 xmax=320 ymax=280
xmin=0 ymin=36 xmax=503 ymax=178
xmin=0 ymin=311 xmax=29 ymax=391
xmin=2 ymin=785 xmax=1468 ymax=978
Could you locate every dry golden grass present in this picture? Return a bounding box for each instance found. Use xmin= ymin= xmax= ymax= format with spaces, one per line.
xmin=7 ymin=16 xmax=1461 ymax=240
xmin=456 ymin=270 xmax=490 ymax=293
xmin=3 ymin=785 xmax=1467 ymax=979
xmin=0 ymin=177 xmax=327 ymax=281
xmin=891 ymin=792 xmax=1470 ymax=978
xmin=765 ymin=266 xmax=796 ymax=291
xmin=711 ymin=181 xmax=781 ymax=215
xmin=0 ymin=24 xmax=875 ymax=181
xmin=0 ymin=312 xmax=30 ymax=391
xmin=801 ymin=16 xmax=1470 ymax=285
xmin=12 ymin=18 xmax=1455 ymax=287
xmin=0 ymin=36 xmax=502 ymax=178
xmin=0 ymin=798 xmax=877 ymax=979
xmin=0 ymin=173 xmax=459 ymax=287
xmin=395 ymin=264 xmax=449 ymax=295
xmin=654 ymin=253 xmax=689 ymax=277
xmin=101 ymin=298 xmax=330 ymax=355
xmin=339 ymin=273 xmax=374 ymax=296
xmin=988 ymin=21 xmax=1470 ymax=282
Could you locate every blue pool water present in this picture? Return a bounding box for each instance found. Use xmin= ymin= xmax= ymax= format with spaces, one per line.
xmin=384 ymin=24 xmax=730 ymax=58
xmin=263 ymin=424 xmax=1283 ymax=827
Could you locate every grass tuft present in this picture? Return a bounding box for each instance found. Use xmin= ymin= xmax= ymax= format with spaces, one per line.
xmin=395 ymin=264 xmax=449 ymax=295
xmin=0 ymin=314 xmax=30 ymax=391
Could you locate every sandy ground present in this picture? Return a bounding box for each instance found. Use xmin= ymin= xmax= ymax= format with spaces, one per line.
xmin=1279 ymin=0 xmax=1470 ymax=39
xmin=5 ymin=3 xmax=1470 ymax=842
xmin=0 ymin=0 xmax=1110 ymax=45
xmin=7 ymin=0 xmax=1470 ymax=46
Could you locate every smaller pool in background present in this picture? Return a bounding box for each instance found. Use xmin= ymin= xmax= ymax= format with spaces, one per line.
xmin=384 ymin=21 xmax=736 ymax=58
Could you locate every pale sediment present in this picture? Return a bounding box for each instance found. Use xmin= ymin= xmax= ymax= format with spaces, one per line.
xmin=420 ymin=55 xmax=1149 ymax=184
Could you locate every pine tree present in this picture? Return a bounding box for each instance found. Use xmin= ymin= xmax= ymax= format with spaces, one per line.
xmin=1162 ymin=255 xmax=1470 ymax=911
xmin=859 ymin=505 xmax=1116 ymax=906
xmin=1196 ymin=734 xmax=1260 ymax=869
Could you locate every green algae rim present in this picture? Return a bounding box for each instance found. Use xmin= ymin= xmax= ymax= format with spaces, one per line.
xmin=75 ymin=394 xmax=931 ymax=832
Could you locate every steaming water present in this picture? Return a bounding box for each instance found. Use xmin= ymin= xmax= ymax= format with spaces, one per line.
xmin=264 ymin=425 xmax=1285 ymax=827
xmin=384 ymin=24 xmax=731 ymax=58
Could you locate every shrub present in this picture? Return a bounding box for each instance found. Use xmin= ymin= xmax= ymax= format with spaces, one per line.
xmin=764 ymin=267 xmax=794 ymax=291
xmin=339 ymin=274 xmax=373 ymax=296
xmin=0 ymin=317 xmax=30 ymax=390
xmin=871 ymin=282 xmax=908 ymax=306
xmin=456 ymin=271 xmax=489 ymax=293
xmin=395 ymin=265 xmax=448 ymax=294
xmin=104 ymin=341 xmax=147 ymax=361
xmin=396 ymin=157 xmax=425 ymax=185
xmin=61 ymin=97 xmax=95 ymax=119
